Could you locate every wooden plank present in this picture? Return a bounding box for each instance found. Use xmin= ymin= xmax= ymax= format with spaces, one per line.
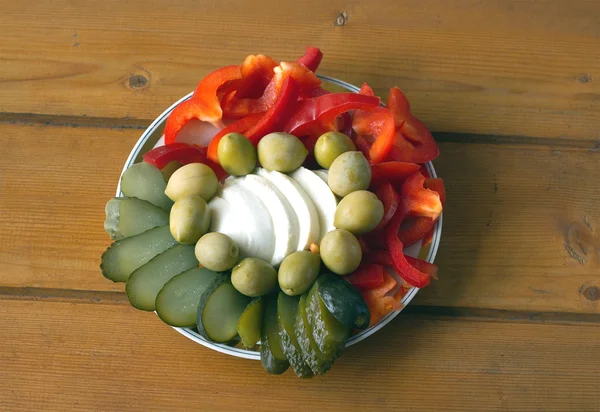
xmin=1 ymin=123 xmax=599 ymax=315
xmin=1 ymin=0 xmax=599 ymax=139
xmin=1 ymin=300 xmax=598 ymax=412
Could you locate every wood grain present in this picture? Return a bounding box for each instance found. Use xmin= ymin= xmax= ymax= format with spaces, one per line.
xmin=1 ymin=0 xmax=599 ymax=139
xmin=1 ymin=123 xmax=598 ymax=316
xmin=1 ymin=300 xmax=599 ymax=412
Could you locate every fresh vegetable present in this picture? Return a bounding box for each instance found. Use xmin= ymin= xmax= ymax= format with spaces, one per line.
xmin=237 ymin=297 xmax=264 ymax=348
xmin=217 ymin=132 xmax=257 ymax=176
xmin=231 ymin=257 xmax=278 ymax=297
xmin=346 ymin=263 xmax=385 ymax=291
xmin=278 ymin=251 xmax=321 ymax=296
xmin=164 ymin=163 xmax=218 ymax=202
xmin=296 ymin=46 xmax=323 ymax=72
xmin=361 ymin=270 xmax=403 ymax=327
xmin=370 ymin=161 xmax=421 ymax=189
xmin=195 ymin=232 xmax=240 ymax=272
xmin=319 ymin=229 xmax=362 ymax=275
xmin=352 ymin=106 xmax=396 ymax=164
xmin=120 ymin=162 xmax=173 ymax=211
xmin=104 ymin=197 xmax=169 ymax=240
xmin=142 ymin=142 xmax=207 ymax=170
xmin=100 ymin=225 xmax=177 ymax=282
xmin=334 ymin=190 xmax=384 ymax=235
xmin=206 ymin=113 xmax=263 ymax=163
xmin=164 ymin=65 xmax=241 ymax=144
xmin=169 ymin=196 xmax=211 ymax=244
xmin=374 ymin=182 xmax=400 ymax=230
xmin=197 ymin=274 xmax=250 ymax=343
xmin=126 ymin=244 xmax=199 ymax=311
xmin=155 ymin=266 xmax=219 ymax=327
xmin=327 ymin=151 xmax=371 ymax=197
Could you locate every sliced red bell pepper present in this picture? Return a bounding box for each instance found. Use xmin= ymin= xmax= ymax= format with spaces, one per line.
xmin=360 ymin=270 xmax=401 ymax=326
xmin=386 ymin=87 xmax=439 ymax=163
xmin=405 ymin=256 xmax=439 ymax=280
xmin=222 ymin=62 xmax=320 ymax=119
xmin=296 ymin=47 xmax=323 ymax=72
xmin=370 ymin=161 xmax=421 ymax=189
xmin=206 ymin=113 xmax=263 ymax=163
xmin=284 ymin=93 xmax=380 ymax=138
xmin=362 ymin=227 xmax=387 ymax=251
xmin=346 ymin=263 xmax=385 ymax=291
xmin=245 ymin=76 xmax=300 ymax=144
xmin=398 ymin=177 xmax=445 ymax=246
xmin=235 ymin=54 xmax=279 ymax=99
xmin=164 ymin=65 xmax=242 ymax=144
xmin=357 ymin=236 xmax=371 ymax=255
xmin=143 ymin=143 xmax=207 ymax=170
xmin=365 ymin=249 xmax=393 ymax=267
xmin=359 ymin=82 xmax=375 ymax=96
xmin=374 ymin=182 xmax=400 ymax=230
xmin=353 ymin=134 xmax=372 ymax=159
xmin=384 ymin=172 xmax=442 ymax=287
xmin=298 ymin=86 xmax=330 ymax=100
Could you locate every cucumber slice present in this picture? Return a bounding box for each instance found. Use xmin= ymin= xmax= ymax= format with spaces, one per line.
xmin=317 ymin=273 xmax=370 ymax=329
xmin=197 ymin=274 xmax=250 ymax=343
xmin=307 ymin=281 xmax=349 ymax=360
xmin=277 ymin=293 xmax=313 ymax=378
xmin=100 ymin=225 xmax=177 ymax=282
xmin=260 ymin=297 xmax=289 ymax=375
xmin=120 ymin=162 xmax=173 ymax=211
xmin=155 ymin=267 xmax=219 ymax=327
xmin=126 ymin=244 xmax=199 ymax=311
xmin=237 ymin=297 xmax=264 ymax=348
xmin=104 ymin=197 xmax=169 ymax=240
xmin=294 ymin=294 xmax=332 ymax=375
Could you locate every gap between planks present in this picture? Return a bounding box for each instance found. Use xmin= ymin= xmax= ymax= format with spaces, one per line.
xmin=1 ymin=112 xmax=599 ymax=151
xmin=1 ymin=286 xmax=599 ymax=326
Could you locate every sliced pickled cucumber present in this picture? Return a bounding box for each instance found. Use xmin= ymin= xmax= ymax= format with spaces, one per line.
xmin=100 ymin=225 xmax=177 ymax=282
xmin=277 ymin=293 xmax=313 ymax=378
xmin=294 ymin=294 xmax=332 ymax=375
xmin=237 ymin=297 xmax=264 ymax=348
xmin=260 ymin=297 xmax=289 ymax=375
xmin=197 ymin=274 xmax=250 ymax=343
xmin=126 ymin=244 xmax=198 ymax=311
xmin=104 ymin=197 xmax=169 ymax=240
xmin=155 ymin=267 xmax=219 ymax=327
xmin=120 ymin=162 xmax=173 ymax=211
xmin=317 ymin=273 xmax=370 ymax=329
xmin=307 ymin=281 xmax=349 ymax=360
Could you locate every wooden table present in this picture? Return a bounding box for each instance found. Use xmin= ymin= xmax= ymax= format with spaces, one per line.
xmin=1 ymin=1 xmax=599 ymax=410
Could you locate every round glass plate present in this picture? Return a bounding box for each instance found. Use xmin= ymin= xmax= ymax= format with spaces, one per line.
xmin=116 ymin=75 xmax=442 ymax=360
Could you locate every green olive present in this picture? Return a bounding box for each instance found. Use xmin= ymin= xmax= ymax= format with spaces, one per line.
xmin=334 ymin=190 xmax=384 ymax=235
xmin=165 ymin=163 xmax=218 ymax=202
xmin=169 ymin=196 xmax=211 ymax=244
xmin=257 ymin=132 xmax=308 ymax=173
xmin=217 ymin=132 xmax=257 ymax=176
xmin=231 ymin=257 xmax=277 ymax=297
xmin=314 ymin=131 xmax=356 ymax=169
xmin=195 ymin=232 xmax=239 ymax=271
xmin=327 ymin=151 xmax=371 ymax=197
xmin=278 ymin=251 xmax=321 ymax=296
xmin=319 ymin=229 xmax=362 ymax=275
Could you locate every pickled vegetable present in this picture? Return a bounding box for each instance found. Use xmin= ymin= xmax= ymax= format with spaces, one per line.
xmin=257 ymin=132 xmax=308 ymax=173
xmin=319 ymin=229 xmax=362 ymax=275
xmin=155 ymin=266 xmax=219 ymax=327
xmin=195 ymin=232 xmax=239 ymax=272
xmin=314 ymin=131 xmax=356 ymax=169
xmin=237 ymin=297 xmax=264 ymax=348
xmin=327 ymin=151 xmax=371 ymax=197
xmin=104 ymin=197 xmax=169 ymax=240
xmin=315 ymin=273 xmax=370 ymax=329
xmin=165 ymin=163 xmax=218 ymax=202
xmin=197 ymin=274 xmax=250 ymax=343
xmin=100 ymin=225 xmax=177 ymax=282
xmin=334 ymin=190 xmax=384 ymax=235
xmin=294 ymin=294 xmax=332 ymax=375
xmin=277 ymin=292 xmax=313 ymax=378
xmin=260 ymin=297 xmax=290 ymax=375
xmin=169 ymin=196 xmax=211 ymax=244
xmin=277 ymin=251 xmax=321 ymax=296
xmin=217 ymin=132 xmax=257 ymax=176
xmin=126 ymin=244 xmax=199 ymax=311
xmin=231 ymin=257 xmax=277 ymax=297
xmin=120 ymin=162 xmax=173 ymax=211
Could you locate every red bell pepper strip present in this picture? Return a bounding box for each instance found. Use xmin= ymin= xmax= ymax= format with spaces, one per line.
xmin=398 ymin=177 xmax=446 ymax=246
xmin=296 ymin=47 xmax=323 ymax=72
xmin=384 ymin=172 xmax=442 ymax=288
xmin=357 ymin=236 xmax=371 ymax=255
xmin=374 ymin=182 xmax=400 ymax=230
xmin=365 ymin=249 xmax=393 ymax=267
xmin=359 ymin=82 xmax=375 ymax=96
xmin=206 ymin=113 xmax=263 ymax=163
xmin=425 ymin=178 xmax=446 ymax=204
xmin=284 ymin=93 xmax=380 ymax=138
xmin=298 ymin=86 xmax=329 ymax=100
xmin=346 ymin=263 xmax=385 ymax=291
xmin=236 ymin=54 xmax=279 ymax=98
xmin=370 ymin=161 xmax=421 ymax=189
xmin=164 ymin=65 xmax=242 ymax=144
xmin=385 ymin=87 xmax=439 ymax=163
xmin=245 ymin=76 xmax=301 ymax=144
xmin=143 ymin=143 xmax=207 ymax=170
xmin=405 ymin=256 xmax=439 ymax=280
xmin=360 ymin=270 xmax=401 ymax=326
xmin=353 ymin=134 xmax=371 ymax=159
